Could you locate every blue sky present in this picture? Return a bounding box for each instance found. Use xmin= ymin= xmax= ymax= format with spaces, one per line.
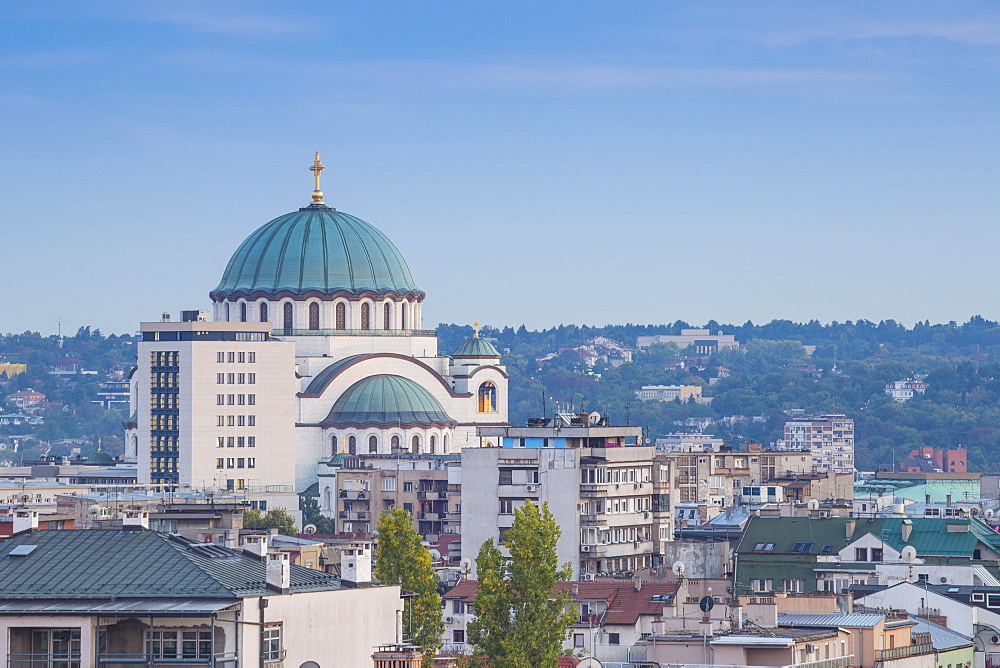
xmin=2 ymin=2 xmax=998 ymax=335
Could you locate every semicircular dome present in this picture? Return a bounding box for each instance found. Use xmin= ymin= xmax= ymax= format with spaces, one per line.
xmin=454 ymin=337 xmax=501 ymax=358
xmin=322 ymin=374 xmax=454 ymax=427
xmin=212 ymin=204 xmax=421 ymax=298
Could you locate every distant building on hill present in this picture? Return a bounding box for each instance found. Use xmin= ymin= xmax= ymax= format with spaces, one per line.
xmin=777 ymin=414 xmax=854 ymax=474
xmin=637 ymin=329 xmax=740 ymax=354
xmin=885 ymin=378 xmax=929 ymax=402
xmin=898 ymin=445 xmax=966 ymax=473
xmin=636 ymin=384 xmax=703 ymax=403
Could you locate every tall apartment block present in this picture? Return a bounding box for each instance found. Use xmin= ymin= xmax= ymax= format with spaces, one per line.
xmin=126 ymin=317 xmax=298 ymax=512
xmin=460 ymin=416 xmax=670 ymax=579
xmin=779 ymin=414 xmax=855 ymax=473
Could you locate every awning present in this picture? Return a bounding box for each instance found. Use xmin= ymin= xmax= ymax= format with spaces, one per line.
xmin=0 ymin=599 xmax=239 ymax=616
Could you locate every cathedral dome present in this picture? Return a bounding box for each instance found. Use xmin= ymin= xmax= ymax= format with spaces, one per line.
xmin=322 ymin=374 xmax=455 ymax=427
xmin=454 ymin=336 xmax=500 ymax=358
xmin=212 ymin=204 xmax=422 ymax=300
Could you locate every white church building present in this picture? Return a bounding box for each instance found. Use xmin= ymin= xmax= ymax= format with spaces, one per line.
xmin=125 ymin=155 xmax=508 ymax=515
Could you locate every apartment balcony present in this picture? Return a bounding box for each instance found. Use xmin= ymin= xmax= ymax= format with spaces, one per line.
xmin=339 ymin=511 xmax=370 ymax=521
xmin=580 ymin=513 xmax=607 ymax=526
xmin=8 ymin=652 xmax=239 ymax=668
xmin=339 ymin=489 xmax=367 ymax=500
xmin=418 ymin=512 xmax=447 ymax=520
xmin=417 ymin=491 xmax=445 ymax=500
xmin=580 ymin=543 xmax=604 ymax=556
xmin=874 ymin=635 xmax=934 ymax=661
xmin=579 ymin=484 xmax=608 ymax=498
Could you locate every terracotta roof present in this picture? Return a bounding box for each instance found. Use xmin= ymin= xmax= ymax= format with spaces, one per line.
xmin=443 ymin=580 xmax=679 ymax=626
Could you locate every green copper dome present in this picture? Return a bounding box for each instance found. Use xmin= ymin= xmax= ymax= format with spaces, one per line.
xmin=212 ymin=204 xmax=422 ymax=298
xmin=322 ymin=374 xmax=455 ymax=427
xmin=454 ymin=337 xmax=501 ymax=357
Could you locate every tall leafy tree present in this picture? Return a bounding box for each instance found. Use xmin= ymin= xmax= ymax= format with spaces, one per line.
xmin=375 ymin=508 xmax=443 ymax=664
xmin=467 ymin=500 xmax=575 ymax=667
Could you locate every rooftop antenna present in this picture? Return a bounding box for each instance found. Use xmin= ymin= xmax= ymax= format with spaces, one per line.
xmin=625 ymin=402 xmax=631 ymax=427
xmin=542 ymin=390 xmax=547 ymax=419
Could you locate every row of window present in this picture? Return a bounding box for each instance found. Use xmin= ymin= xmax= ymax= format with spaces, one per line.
xmin=216 ymin=457 xmax=257 ymax=469
xmin=216 ymin=373 xmax=256 ymax=384
xmin=230 ymin=299 xmax=415 ymax=331
xmin=150 ymin=351 xmax=180 ymax=366
xmin=150 ymin=416 xmax=179 ymax=430
xmin=216 ymin=352 xmax=256 ymax=363
xmin=331 ymin=433 xmax=446 ymax=456
xmin=580 ymin=467 xmax=651 ymax=485
xmin=152 ymin=394 xmax=179 ymax=409
xmin=217 ymin=415 xmax=256 ymax=427
xmin=216 ymin=394 xmax=256 ymax=405
xmin=218 ymin=436 xmax=256 ymax=447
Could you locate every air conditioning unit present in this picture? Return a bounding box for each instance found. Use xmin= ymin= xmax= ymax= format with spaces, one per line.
xmin=581 ymin=573 xmax=596 ymax=581
xmin=582 ymin=545 xmax=592 ymax=552
xmin=634 ymin=483 xmax=640 ymax=490
xmin=525 ymin=485 xmax=537 ymax=492
xmin=991 ymin=635 xmax=1000 ymax=645
xmin=445 ymin=616 xmax=454 ymax=624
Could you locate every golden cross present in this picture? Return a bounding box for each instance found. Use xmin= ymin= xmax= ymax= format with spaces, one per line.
xmin=473 ymin=320 xmax=480 ymax=338
xmin=310 ymin=152 xmax=325 ymax=204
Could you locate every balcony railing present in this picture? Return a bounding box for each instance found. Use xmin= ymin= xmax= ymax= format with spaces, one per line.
xmin=339 ymin=511 xmax=369 ymax=521
xmin=273 ymin=329 xmax=435 ymax=337
xmin=875 ymin=641 xmax=934 ymax=661
xmin=95 ymin=652 xmax=238 ymax=667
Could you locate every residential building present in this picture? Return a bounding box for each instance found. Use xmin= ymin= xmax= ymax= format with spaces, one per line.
xmin=636 ymin=384 xmax=703 ymax=403
xmin=93 ymin=379 xmax=130 ymax=410
xmin=6 ymin=390 xmax=45 ymax=411
xmin=636 ymin=329 xmax=740 ymax=353
xmin=462 ymin=418 xmax=657 ymax=578
xmin=778 ymin=414 xmax=855 ymax=473
xmin=899 ymin=446 xmax=967 ymax=473
xmin=0 ymin=527 xmax=403 ymax=667
xmin=885 ymin=378 xmax=929 ymax=402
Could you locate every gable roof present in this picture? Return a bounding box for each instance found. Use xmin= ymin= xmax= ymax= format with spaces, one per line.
xmin=0 ymin=530 xmax=347 ymax=600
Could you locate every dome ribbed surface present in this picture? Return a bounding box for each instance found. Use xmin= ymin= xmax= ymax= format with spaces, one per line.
xmin=323 ymin=374 xmax=454 ymax=426
xmin=454 ymin=337 xmax=501 ymax=357
xmin=213 ymin=205 xmax=421 ymax=297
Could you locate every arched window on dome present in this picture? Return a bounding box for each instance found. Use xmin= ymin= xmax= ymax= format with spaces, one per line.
xmin=383 ymin=303 xmax=391 ymax=330
xmin=443 ymin=435 xmax=449 ymax=452
xmin=411 ymin=435 xmax=420 ymax=454
xmin=391 ymin=434 xmax=400 ymax=452
xmin=323 ymin=487 xmax=332 ymax=511
xmin=361 ymin=303 xmax=371 ymax=330
xmin=283 ymin=302 xmax=293 ymax=335
xmin=430 ymin=435 xmax=437 ymax=455
xmin=478 ymin=381 xmax=498 ymax=413
xmin=260 ymin=302 xmax=269 ymax=323
xmin=309 ymin=302 xmax=320 ymax=330
xmin=348 ymin=435 xmax=357 ymax=455
xmin=368 ymin=435 xmax=377 ymax=453
xmin=401 ymin=303 xmax=408 ymax=330
xmin=240 ymin=302 xmax=247 ymax=323
xmin=336 ymin=303 xmax=346 ymax=330
xmin=330 ymin=435 xmax=338 ymax=456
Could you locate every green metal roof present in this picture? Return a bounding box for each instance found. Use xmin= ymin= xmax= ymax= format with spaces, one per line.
xmin=0 ymin=530 xmax=346 ymax=599
xmin=213 ymin=204 xmax=422 ymax=298
xmin=85 ymin=451 xmax=115 ymax=466
xmin=322 ymin=374 xmax=455 ymax=427
xmin=454 ymin=337 xmax=500 ymax=358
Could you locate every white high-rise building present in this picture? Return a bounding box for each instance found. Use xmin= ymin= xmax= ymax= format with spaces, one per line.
xmin=779 ymin=414 xmax=855 ymax=474
xmin=126 ymin=155 xmax=509 ymax=516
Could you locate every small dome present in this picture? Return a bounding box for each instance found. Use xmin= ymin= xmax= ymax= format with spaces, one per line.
xmin=85 ymin=450 xmax=115 ymax=466
xmin=454 ymin=337 xmax=500 ymax=358
xmin=322 ymin=374 xmax=455 ymax=427
xmin=212 ymin=205 xmax=422 ymax=299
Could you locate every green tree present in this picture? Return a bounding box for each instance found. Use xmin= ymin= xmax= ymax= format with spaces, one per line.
xmin=467 ymin=500 xmax=575 ymax=668
xmin=375 ymin=508 xmax=443 ymax=664
xmin=242 ymin=508 xmax=297 ymax=536
xmin=298 ymin=495 xmax=337 ymax=533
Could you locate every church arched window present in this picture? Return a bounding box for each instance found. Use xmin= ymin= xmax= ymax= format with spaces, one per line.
xmin=443 ymin=435 xmax=449 ymax=452
xmin=368 ymin=435 xmax=377 ymax=453
xmin=401 ymin=303 xmax=407 ymax=330
xmin=478 ymin=381 xmax=498 ymax=413
xmin=323 ymin=487 xmax=331 ymax=511
xmin=348 ymin=435 xmax=357 ymax=455
xmin=309 ymin=302 xmax=320 ymax=330
xmin=361 ymin=303 xmax=370 ymax=330
xmin=411 ymin=435 xmax=420 ymax=454
xmin=384 ymin=303 xmax=391 ymax=330
xmin=391 ymin=435 xmax=400 ymax=451
xmin=335 ymin=302 xmax=346 ymax=329
xmin=283 ymin=302 xmax=293 ymax=334
xmin=330 ymin=435 xmax=338 ymax=455
xmin=260 ymin=302 xmax=269 ymax=323
xmin=430 ymin=435 xmax=437 ymax=454
xmin=240 ymin=302 xmax=247 ymax=323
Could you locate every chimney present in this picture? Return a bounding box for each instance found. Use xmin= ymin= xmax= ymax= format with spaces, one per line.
xmin=12 ymin=509 xmax=38 ymax=535
xmin=341 ymin=545 xmax=372 ymax=586
xmin=633 ymin=574 xmax=642 ymax=591
xmin=161 ymin=312 xmax=171 ymax=322
xmin=947 ymin=495 xmax=952 ymax=508
xmin=846 ymin=519 xmax=856 ymax=539
xmin=571 ymin=584 xmax=579 ymax=597
xmin=122 ymin=510 xmax=149 ymax=530
xmin=266 ymin=552 xmax=290 ymax=593
xmin=926 ymin=494 xmax=931 ymax=505
xmin=242 ymin=533 xmax=269 ymax=558
xmin=901 ymin=519 xmax=913 ymax=542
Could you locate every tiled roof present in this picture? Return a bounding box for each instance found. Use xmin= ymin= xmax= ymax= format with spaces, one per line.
xmin=443 ymin=580 xmax=678 ymax=626
xmin=0 ymin=530 xmax=347 ymax=600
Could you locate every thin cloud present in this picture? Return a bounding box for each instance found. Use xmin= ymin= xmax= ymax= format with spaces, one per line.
xmin=762 ymin=20 xmax=1000 ymax=47
xmin=141 ymin=5 xmax=318 ymax=38
xmin=1 ymin=50 xmax=110 ymax=68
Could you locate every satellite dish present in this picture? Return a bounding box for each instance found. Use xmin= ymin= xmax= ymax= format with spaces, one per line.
xmin=429 ymin=548 xmax=442 ymax=561
xmin=577 ymin=658 xmax=604 ymax=668
xmin=19 ymin=494 xmax=30 ymax=503
xmin=807 ymin=499 xmax=820 ymax=510
xmin=988 ymin=509 xmax=995 ymax=518
xmin=303 ymin=524 xmax=317 ymax=534
xmin=460 ymin=557 xmax=473 ymax=574
xmin=88 ymin=504 xmax=101 ymax=516
xmin=588 ymin=412 xmax=602 ymax=425
xmin=672 ymin=561 xmax=686 ymax=577
xmin=901 ymin=546 xmax=917 ymax=563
